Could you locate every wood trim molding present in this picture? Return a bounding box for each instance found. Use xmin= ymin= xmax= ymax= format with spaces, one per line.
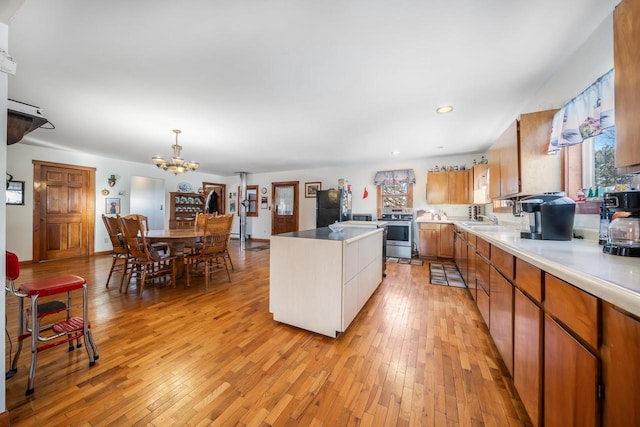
xmin=0 ymin=411 xmax=10 ymax=427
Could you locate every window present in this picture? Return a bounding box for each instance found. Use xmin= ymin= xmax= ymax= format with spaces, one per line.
xmin=377 ymin=183 xmax=413 ymax=217
xmin=582 ymin=128 xmax=632 ymax=193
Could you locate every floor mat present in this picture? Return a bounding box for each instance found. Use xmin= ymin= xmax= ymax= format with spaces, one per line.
xmin=246 ymin=245 xmax=270 ymax=251
xmin=386 ymin=257 xmax=424 ymax=266
xmin=430 ymin=263 xmax=466 ymax=288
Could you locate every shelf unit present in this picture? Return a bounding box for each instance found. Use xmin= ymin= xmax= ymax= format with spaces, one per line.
xmin=169 ymin=192 xmax=204 ymax=229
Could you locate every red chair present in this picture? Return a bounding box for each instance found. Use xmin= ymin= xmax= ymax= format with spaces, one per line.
xmin=5 ymin=251 xmax=99 ymax=395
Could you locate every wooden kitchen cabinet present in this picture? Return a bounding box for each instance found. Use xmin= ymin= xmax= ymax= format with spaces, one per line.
xmin=169 ymin=192 xmax=204 ymax=229
xmin=418 ymin=223 xmax=454 ymax=258
xmin=488 ymin=109 xmax=561 ymax=198
xmin=418 ymin=223 xmax=438 ymax=258
xmin=544 ymin=315 xmax=599 ymax=427
xmin=614 ymin=0 xmax=640 ymax=173
xmin=426 ymin=171 xmax=448 ymax=204
xmin=472 ymin=164 xmax=490 ymax=204
xmin=514 ymin=288 xmax=542 ymax=427
xmin=475 ymin=251 xmax=490 ymax=327
xmin=602 ymin=303 xmax=640 ymax=427
xmin=426 ymin=170 xmax=472 ymax=204
xmin=489 ymin=266 xmax=514 ymax=376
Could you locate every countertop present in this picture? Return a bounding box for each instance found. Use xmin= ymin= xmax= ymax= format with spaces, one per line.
xmin=275 ymin=226 xmax=382 ymax=243
xmin=416 ymin=216 xmax=467 ymax=223
xmin=457 ymin=222 xmax=640 ymax=317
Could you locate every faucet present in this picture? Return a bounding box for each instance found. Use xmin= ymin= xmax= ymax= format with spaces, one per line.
xmin=477 ymin=214 xmax=499 ymax=225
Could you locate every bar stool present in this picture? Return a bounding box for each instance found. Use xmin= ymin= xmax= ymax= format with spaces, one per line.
xmin=5 ymin=251 xmax=99 ymax=395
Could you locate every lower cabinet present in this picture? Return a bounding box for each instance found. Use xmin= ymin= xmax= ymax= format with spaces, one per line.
xmin=475 ymin=252 xmax=490 ymax=327
xmin=544 ymin=315 xmax=599 ymax=427
xmin=602 ymin=303 xmax=640 ymax=427
xmin=513 ymin=288 xmax=542 ymax=427
xmin=489 ymin=266 xmax=514 ymax=376
xmin=418 ymin=222 xmax=454 ymax=258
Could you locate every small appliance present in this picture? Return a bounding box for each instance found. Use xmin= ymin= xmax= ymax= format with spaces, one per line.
xmin=602 ymin=190 xmax=640 ymax=257
xmin=518 ymin=193 xmax=576 ymax=240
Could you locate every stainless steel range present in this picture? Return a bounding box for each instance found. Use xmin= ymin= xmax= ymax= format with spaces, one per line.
xmin=380 ymin=208 xmax=414 ymax=259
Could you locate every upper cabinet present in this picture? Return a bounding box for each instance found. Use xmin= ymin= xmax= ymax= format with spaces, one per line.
xmin=489 ymin=109 xmax=562 ymax=199
xmin=426 ymin=169 xmax=472 ymax=204
xmin=614 ymin=0 xmax=640 ymax=173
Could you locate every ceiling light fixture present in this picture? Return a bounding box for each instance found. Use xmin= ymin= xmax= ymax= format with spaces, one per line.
xmin=391 ymin=150 xmax=400 ymax=156
xmin=151 ymin=129 xmax=199 ymax=175
xmin=436 ymin=105 xmax=453 ymax=114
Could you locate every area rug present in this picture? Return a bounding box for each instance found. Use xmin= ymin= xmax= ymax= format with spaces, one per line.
xmin=429 ymin=263 xmax=466 ymax=288
xmin=386 ymin=257 xmax=424 ymax=266
xmin=246 ymin=245 xmax=270 ymax=251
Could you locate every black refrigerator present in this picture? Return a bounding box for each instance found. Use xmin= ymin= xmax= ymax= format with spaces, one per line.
xmin=316 ymin=188 xmax=352 ymax=228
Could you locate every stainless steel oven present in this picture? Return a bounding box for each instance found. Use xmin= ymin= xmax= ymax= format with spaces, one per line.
xmin=380 ymin=208 xmax=414 ymax=259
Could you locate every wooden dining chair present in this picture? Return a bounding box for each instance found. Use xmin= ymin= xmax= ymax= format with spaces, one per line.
xmin=184 ymin=215 xmax=231 ymax=290
xmin=218 ymin=213 xmax=235 ymax=270
xmin=101 ymin=214 xmax=131 ymax=291
xmin=124 ymin=214 xmax=168 ymax=254
xmin=118 ymin=216 xmax=177 ymax=297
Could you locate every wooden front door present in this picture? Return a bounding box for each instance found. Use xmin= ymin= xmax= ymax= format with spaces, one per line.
xmin=33 ymin=161 xmax=95 ymax=262
xmin=271 ymin=181 xmax=299 ymax=235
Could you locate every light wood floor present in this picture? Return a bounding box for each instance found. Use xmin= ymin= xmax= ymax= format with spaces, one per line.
xmin=5 ymin=242 xmax=531 ymax=426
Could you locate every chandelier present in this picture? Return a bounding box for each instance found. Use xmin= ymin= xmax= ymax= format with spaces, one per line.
xmin=151 ymin=129 xmax=199 ymax=174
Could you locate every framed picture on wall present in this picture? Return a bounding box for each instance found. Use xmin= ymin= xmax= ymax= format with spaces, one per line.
xmin=229 ymin=200 xmax=236 ymax=213
xmin=106 ymin=198 xmax=120 ymax=214
xmin=6 ymin=180 xmax=25 ymax=205
xmin=305 ymin=182 xmax=321 ymax=198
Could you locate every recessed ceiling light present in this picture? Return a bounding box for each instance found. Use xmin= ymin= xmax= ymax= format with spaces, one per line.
xmin=391 ymin=150 xmax=400 ymax=156
xmin=436 ymin=105 xmax=453 ymax=114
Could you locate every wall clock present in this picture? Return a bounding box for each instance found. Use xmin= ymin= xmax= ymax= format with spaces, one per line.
xmin=261 ymin=187 xmax=267 ymax=194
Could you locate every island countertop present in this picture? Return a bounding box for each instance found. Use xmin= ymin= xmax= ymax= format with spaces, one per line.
xmin=457 ymin=222 xmax=640 ymax=317
xmin=276 ymin=226 xmax=381 ymax=243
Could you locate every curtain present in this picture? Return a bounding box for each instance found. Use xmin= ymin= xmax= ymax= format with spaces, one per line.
xmin=374 ymin=169 xmax=416 ymax=185
xmin=548 ymin=69 xmax=615 ymax=154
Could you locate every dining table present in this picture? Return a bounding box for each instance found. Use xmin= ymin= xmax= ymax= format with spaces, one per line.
xmin=146 ymin=229 xmax=204 ymax=277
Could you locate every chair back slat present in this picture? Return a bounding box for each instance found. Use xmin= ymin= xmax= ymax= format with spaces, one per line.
xmin=102 ymin=214 xmax=128 ymax=254
xmin=118 ymin=216 xmax=151 ymax=260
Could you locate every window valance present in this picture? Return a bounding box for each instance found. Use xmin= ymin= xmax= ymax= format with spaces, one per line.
xmin=374 ymin=169 xmax=416 ymax=185
xmin=548 ymin=68 xmax=615 ymax=154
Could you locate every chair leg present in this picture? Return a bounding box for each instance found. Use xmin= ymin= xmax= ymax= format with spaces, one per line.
xmin=226 ymin=251 xmax=234 ymax=271
xmin=138 ymin=267 xmax=148 ymax=298
xmin=106 ymin=256 xmax=118 ymax=288
xmin=222 ymin=256 xmax=231 ymax=282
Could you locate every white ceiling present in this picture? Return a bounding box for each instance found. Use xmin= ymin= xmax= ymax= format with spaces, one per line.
xmin=7 ymin=0 xmax=619 ymax=176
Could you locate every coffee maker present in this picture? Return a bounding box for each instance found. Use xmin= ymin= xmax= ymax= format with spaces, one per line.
xmin=518 ymin=193 xmax=576 ymax=240
xmin=603 ymin=190 xmax=640 ymax=257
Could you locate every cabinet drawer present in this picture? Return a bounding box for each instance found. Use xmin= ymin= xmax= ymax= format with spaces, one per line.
xmin=476 ymin=237 xmax=490 ymax=259
xmin=467 ymin=233 xmax=477 ymax=248
xmin=491 ymin=245 xmax=514 ymax=280
xmin=515 ymin=258 xmax=542 ymax=303
xmin=419 ymin=222 xmax=438 ymax=231
xmin=475 ymin=252 xmax=490 ymax=294
xmin=545 ymin=273 xmax=599 ymax=349
xmin=477 ymin=286 xmax=490 ymax=327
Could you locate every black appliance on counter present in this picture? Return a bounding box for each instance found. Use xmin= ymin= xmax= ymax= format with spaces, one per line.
xmin=518 ymin=193 xmax=575 ymax=241
xmin=316 ymin=188 xmax=352 ymax=228
xmin=602 ymin=190 xmax=640 ymax=257
xmin=380 ymin=208 xmax=414 ymax=258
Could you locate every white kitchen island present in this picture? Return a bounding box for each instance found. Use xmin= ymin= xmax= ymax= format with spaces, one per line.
xmin=269 ymin=226 xmax=383 ymax=337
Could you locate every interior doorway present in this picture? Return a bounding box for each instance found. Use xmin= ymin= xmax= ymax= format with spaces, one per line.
xmin=33 ymin=160 xmax=95 ymax=262
xmin=130 ymin=176 xmax=165 ymax=229
xmin=271 ymin=181 xmax=299 ymax=235
xmin=202 ymin=182 xmax=226 ymax=214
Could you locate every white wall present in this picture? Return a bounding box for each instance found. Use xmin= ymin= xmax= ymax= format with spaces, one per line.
xmin=6 ymin=142 xmax=228 ymax=260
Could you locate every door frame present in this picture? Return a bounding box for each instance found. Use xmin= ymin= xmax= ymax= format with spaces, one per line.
xmin=32 ymin=160 xmax=96 ymax=262
xmin=271 ymin=181 xmax=299 ymax=235
xmin=202 ymin=182 xmax=226 ymax=214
